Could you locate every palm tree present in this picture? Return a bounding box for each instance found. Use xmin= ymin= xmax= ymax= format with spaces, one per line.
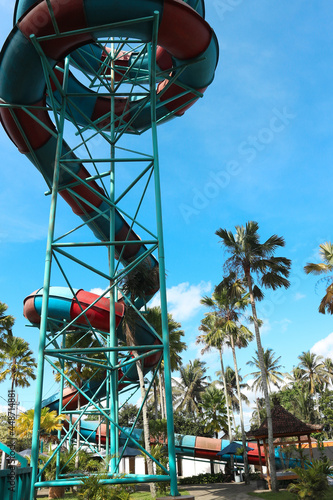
xmin=173 ymin=359 xmax=210 ymax=414
xmin=53 ymin=329 xmax=104 ymax=467
xmin=120 ymin=260 xmax=160 ymax=497
xmin=227 ymin=320 xmax=253 ymax=485
xmin=199 ymin=385 xmax=228 ymax=439
xmin=197 ymin=312 xmax=233 ymax=440
xmin=0 ymin=302 xmax=15 ymax=345
xmin=219 ymin=366 xmax=250 ymax=414
xmin=16 ymin=407 xmax=66 ymax=444
xmin=304 ymin=242 xmax=333 ymax=313
xmin=144 ymin=306 xmax=186 ymax=419
xmin=247 ymin=348 xmax=285 ymax=394
xmin=216 ymin=221 xmax=291 ymax=492
xmin=0 ymin=336 xmax=37 ymax=392
xmin=285 ymin=366 xmax=305 ymax=387
xmin=199 ymin=275 xmax=254 ymax=483
xmin=323 ymin=358 xmax=333 ymax=388
xmin=297 ymin=351 xmax=328 ymax=395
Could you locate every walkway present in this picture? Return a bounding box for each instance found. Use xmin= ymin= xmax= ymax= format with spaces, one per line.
xmin=185 ymin=482 xmax=265 ymax=500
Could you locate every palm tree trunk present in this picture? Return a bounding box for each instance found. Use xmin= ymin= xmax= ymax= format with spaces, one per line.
xmin=75 ymin=392 xmax=81 ymax=470
xmin=218 ymin=349 xmax=233 ymax=442
xmin=153 ymin=380 xmax=159 ymax=419
xmin=133 ymin=351 xmax=156 ymax=498
xmin=160 ymin=369 xmax=167 ymax=420
xmin=256 ymin=398 xmax=262 ymax=426
xmin=230 ymin=335 xmax=249 ymax=485
xmin=246 ymin=272 xmax=277 ymax=492
xmin=159 ymin=372 xmax=165 ymax=420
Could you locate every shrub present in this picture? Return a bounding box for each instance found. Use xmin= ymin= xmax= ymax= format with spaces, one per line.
xmin=179 ymin=472 xmax=228 ymax=485
xmin=288 ymin=459 xmax=331 ymax=499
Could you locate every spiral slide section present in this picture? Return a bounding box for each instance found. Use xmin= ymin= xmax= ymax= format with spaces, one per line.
xmin=0 ymin=0 xmax=223 ymax=477
xmin=23 ymin=287 xmax=267 ymax=466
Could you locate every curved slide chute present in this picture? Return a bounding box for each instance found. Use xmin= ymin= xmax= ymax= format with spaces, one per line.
xmin=23 ymin=287 xmax=267 ymax=466
xmin=1 ymin=0 xmax=222 ymax=483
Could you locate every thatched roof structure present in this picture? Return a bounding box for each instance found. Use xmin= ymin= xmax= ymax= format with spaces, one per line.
xmin=247 ymin=404 xmax=323 ymax=440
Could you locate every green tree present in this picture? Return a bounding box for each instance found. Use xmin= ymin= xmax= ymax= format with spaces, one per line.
xmin=199 ymin=385 xmax=228 ymax=438
xmin=247 ymin=348 xmax=285 ymax=394
xmin=53 ymin=329 xmax=104 ymax=467
xmin=0 ymin=336 xmax=37 ymax=392
xmin=0 ymin=412 xmax=31 ymax=451
xmin=297 ymin=351 xmax=327 ymax=395
xmin=221 ymin=366 xmax=250 ymax=414
xmin=304 ymin=242 xmax=333 ymax=313
xmin=216 ymin=220 xmax=291 ymax=492
xmin=173 ymin=359 xmax=210 ymax=414
xmin=197 ymin=311 xmax=233 ymax=441
xmin=144 ymin=306 xmax=186 ymax=419
xmin=16 ymin=407 xmax=66 ymax=444
xmin=120 ymin=260 xmax=160 ymax=497
xmin=198 ymin=275 xmax=253 ymax=484
xmin=118 ymin=403 xmax=143 ymax=428
xmin=173 ymin=410 xmax=212 ymax=437
xmin=0 ymin=302 xmax=15 ymax=343
xmin=318 ymin=390 xmax=333 ymax=439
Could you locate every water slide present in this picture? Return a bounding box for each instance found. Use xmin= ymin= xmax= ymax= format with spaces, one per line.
xmin=0 ymin=0 xmax=273 ymax=472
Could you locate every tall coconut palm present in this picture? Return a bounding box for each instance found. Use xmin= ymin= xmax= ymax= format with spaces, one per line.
xmin=0 ymin=336 xmax=37 ymax=392
xmin=197 ymin=312 xmax=233 ymax=440
xmin=0 ymin=302 xmax=15 ymax=345
xmin=198 ymin=277 xmax=253 ymax=484
xmin=226 ymin=319 xmax=253 ymax=485
xmin=173 ymin=359 xmax=210 ymax=414
xmin=216 ymin=221 xmax=291 ymax=492
xmin=323 ymin=358 xmax=333 ymax=388
xmin=297 ymin=351 xmax=327 ymax=395
xmin=247 ymin=348 xmax=286 ymax=394
xmin=304 ymin=242 xmax=333 ymax=314
xmin=285 ymin=366 xmax=305 ymax=387
xmin=218 ymin=366 xmax=250 ymax=414
xmin=144 ymin=306 xmax=186 ymax=419
xmin=120 ymin=260 xmax=160 ymax=497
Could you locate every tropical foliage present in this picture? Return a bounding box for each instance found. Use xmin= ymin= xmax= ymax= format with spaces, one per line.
xmin=16 ymin=407 xmax=66 ymax=442
xmin=0 ymin=336 xmax=37 ymax=391
xmin=304 ymin=241 xmax=333 ymax=314
xmin=247 ymin=348 xmax=286 ymax=394
xmin=215 ymin=220 xmax=291 ymax=492
xmin=173 ymin=359 xmax=210 ymax=414
xmin=199 ymin=385 xmax=228 ymax=438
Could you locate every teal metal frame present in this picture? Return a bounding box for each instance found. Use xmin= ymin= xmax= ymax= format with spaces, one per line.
xmin=19 ymin=12 xmax=198 ymax=499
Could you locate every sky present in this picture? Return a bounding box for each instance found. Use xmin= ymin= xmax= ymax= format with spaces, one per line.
xmin=1 ymin=1 xmax=333 ymax=431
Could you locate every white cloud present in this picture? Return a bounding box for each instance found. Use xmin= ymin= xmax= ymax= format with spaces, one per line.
xmin=311 ymin=332 xmax=333 ymax=359
xmin=294 ymin=293 xmax=306 ymax=301
xmin=274 ymin=318 xmax=292 ymax=333
xmin=150 ymin=281 xmax=212 ymax=321
xmin=0 ymin=404 xmax=27 ymax=414
xmin=260 ymin=318 xmax=271 ymax=335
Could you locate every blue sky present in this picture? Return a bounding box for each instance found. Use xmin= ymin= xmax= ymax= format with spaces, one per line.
xmin=1 ymin=1 xmax=333 ymax=429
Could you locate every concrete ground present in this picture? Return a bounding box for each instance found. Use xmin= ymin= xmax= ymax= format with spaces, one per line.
xmin=36 ymin=481 xmax=267 ymax=499
xmin=184 ymin=482 xmax=265 ymax=500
